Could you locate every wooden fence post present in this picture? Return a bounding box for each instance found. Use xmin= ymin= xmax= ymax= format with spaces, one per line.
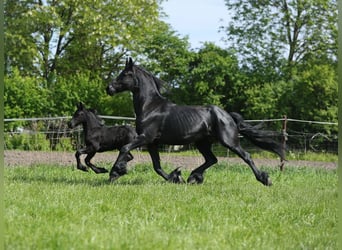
xmin=280 ymin=115 xmax=288 ymax=171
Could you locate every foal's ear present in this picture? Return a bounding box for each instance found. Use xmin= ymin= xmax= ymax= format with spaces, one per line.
xmin=77 ymin=102 xmax=84 ymax=109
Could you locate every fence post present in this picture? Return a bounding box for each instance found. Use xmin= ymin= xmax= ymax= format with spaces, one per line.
xmin=280 ymin=115 xmax=288 ymax=171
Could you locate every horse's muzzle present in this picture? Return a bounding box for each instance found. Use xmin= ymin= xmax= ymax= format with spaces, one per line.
xmin=67 ymin=121 xmax=74 ymax=129
xmin=106 ymin=85 xmax=116 ymax=96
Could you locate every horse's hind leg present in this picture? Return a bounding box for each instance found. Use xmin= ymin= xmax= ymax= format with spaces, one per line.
xmin=219 ymin=133 xmax=271 ymax=186
xmin=187 ymin=141 xmax=218 ymax=184
xmin=229 ymin=145 xmax=271 ymax=186
xmin=85 ymin=152 xmax=108 ymax=174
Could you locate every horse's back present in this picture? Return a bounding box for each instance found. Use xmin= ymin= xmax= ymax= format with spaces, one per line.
xmin=97 ymin=125 xmax=136 ymax=151
xmin=157 ymin=104 xmax=238 ymax=144
xmin=155 ymin=105 xmax=213 ymax=144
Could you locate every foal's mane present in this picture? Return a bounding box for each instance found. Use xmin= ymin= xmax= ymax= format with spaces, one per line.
xmin=133 ymin=65 xmax=166 ymax=94
xmin=88 ymin=108 xmax=104 ymax=126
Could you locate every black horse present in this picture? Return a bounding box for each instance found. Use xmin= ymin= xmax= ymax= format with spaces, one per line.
xmin=68 ymin=102 xmax=136 ymax=174
xmin=106 ymin=58 xmax=284 ymax=185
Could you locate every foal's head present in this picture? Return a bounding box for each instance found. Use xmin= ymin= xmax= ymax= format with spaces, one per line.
xmin=106 ymin=58 xmax=137 ymax=96
xmin=68 ymin=102 xmax=102 ymax=128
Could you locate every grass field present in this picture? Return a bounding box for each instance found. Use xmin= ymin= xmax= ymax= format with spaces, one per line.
xmin=5 ymin=163 xmax=337 ymax=250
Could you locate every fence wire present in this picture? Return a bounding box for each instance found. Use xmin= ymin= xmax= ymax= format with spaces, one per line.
xmin=4 ymin=116 xmax=338 ymax=155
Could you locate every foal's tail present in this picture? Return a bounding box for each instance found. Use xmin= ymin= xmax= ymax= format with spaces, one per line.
xmin=229 ymin=112 xmax=286 ymax=161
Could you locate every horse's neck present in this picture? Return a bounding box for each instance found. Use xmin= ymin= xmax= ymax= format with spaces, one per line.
xmin=82 ymin=113 xmax=101 ymax=134
xmin=133 ymin=85 xmax=165 ymax=119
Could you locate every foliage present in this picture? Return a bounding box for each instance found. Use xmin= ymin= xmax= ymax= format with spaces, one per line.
xmin=5 ymin=0 xmax=162 ymax=80
xmin=284 ymin=63 xmax=338 ymax=127
xmin=220 ymin=0 xmax=338 ymax=132
xmin=4 ymin=68 xmax=50 ymax=121
xmin=136 ymin=21 xmax=192 ymax=88
xmin=5 ymin=164 xmax=337 ymax=249
xmin=49 ymin=73 xmax=106 ymax=115
xmin=223 ymin=0 xmax=337 ymax=67
xmin=174 ymin=43 xmax=242 ymax=110
xmin=4 ymin=0 xmax=338 ymax=136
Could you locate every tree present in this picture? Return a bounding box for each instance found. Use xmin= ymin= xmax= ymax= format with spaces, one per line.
xmin=221 ymin=0 xmax=338 ymax=131
xmin=281 ymin=61 xmax=338 ymax=133
xmin=4 ymin=68 xmax=50 ymax=130
xmin=5 ymin=0 xmax=162 ymax=81
xmin=174 ymin=43 xmax=242 ymax=110
xmin=137 ymin=21 xmax=192 ymax=89
xmin=222 ymin=0 xmax=337 ymax=69
xmin=4 ymin=0 xmax=166 ymax=118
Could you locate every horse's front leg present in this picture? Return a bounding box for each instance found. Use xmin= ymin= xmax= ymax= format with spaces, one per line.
xmin=148 ymin=144 xmax=185 ymax=183
xmin=109 ymin=135 xmax=147 ymax=182
xmin=75 ymin=148 xmax=88 ymax=172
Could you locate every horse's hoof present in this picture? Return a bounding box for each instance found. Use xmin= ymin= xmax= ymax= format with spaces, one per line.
xmin=260 ymin=171 xmax=272 ymax=186
xmin=114 ymin=162 xmax=128 ymax=175
xmin=168 ymin=168 xmax=185 ymax=184
xmin=265 ymin=177 xmax=272 ymax=186
xmin=187 ymin=173 xmax=204 ymax=184
xmin=77 ymin=166 xmax=88 ymax=172
xmin=109 ymin=172 xmax=121 ymax=182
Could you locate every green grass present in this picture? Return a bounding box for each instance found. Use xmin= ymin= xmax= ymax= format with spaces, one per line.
xmin=159 ymin=147 xmax=338 ymax=162
xmin=5 ymin=163 xmax=337 ymax=250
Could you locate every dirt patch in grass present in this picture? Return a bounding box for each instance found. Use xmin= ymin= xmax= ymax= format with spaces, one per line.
xmin=4 ymin=150 xmax=337 ymax=170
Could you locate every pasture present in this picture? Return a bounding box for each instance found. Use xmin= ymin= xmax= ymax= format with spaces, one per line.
xmin=5 ymin=162 xmax=337 ymax=249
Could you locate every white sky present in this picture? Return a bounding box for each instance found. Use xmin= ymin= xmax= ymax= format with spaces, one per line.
xmin=161 ymin=0 xmax=230 ymax=49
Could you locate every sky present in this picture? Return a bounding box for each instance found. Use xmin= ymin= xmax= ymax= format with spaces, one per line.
xmin=161 ymin=0 xmax=230 ymax=49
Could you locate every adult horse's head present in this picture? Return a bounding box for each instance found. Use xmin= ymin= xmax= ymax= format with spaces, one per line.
xmin=106 ymin=58 xmax=137 ymax=96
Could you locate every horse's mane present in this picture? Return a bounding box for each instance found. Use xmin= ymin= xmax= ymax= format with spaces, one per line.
xmin=133 ymin=65 xmax=166 ymax=95
xmin=88 ymin=108 xmax=105 ymax=126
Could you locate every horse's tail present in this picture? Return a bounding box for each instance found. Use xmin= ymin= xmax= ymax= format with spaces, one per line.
xmin=229 ymin=112 xmax=286 ymax=161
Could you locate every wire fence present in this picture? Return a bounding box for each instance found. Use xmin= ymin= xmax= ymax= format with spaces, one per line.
xmin=3 ymin=115 xmax=338 ymax=156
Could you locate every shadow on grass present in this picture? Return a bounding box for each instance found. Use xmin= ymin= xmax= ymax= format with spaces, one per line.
xmin=5 ymin=164 xmax=181 ymax=187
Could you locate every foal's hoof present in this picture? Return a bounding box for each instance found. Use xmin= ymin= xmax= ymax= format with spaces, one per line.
xmin=260 ymin=171 xmax=272 ymax=186
xmin=168 ymin=168 xmax=185 ymax=184
xmin=187 ymin=173 xmax=204 ymax=184
xmin=94 ymin=167 xmax=109 ymax=174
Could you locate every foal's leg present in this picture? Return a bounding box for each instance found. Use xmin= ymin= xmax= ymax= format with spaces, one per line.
xmin=126 ymin=152 xmax=134 ymax=162
xmin=75 ymin=148 xmax=88 ymax=172
xmin=187 ymin=141 xmax=218 ymax=184
xmin=148 ymin=144 xmax=185 ymax=183
xmin=85 ymin=152 xmax=108 ymax=174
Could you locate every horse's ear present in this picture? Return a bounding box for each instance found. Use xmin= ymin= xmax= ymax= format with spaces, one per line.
xmin=127 ymin=57 xmax=134 ymax=70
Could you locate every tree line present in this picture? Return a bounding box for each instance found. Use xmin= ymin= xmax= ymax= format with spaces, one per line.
xmin=4 ymin=0 xmax=338 ymax=134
